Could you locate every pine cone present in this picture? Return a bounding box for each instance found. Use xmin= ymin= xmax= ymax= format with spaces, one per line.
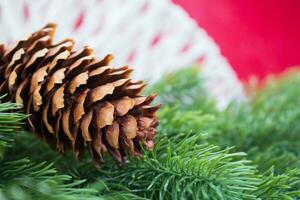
xmin=0 ymin=23 xmax=160 ymax=165
xmin=0 ymin=44 xmax=6 ymax=79
xmin=0 ymin=44 xmax=5 ymax=63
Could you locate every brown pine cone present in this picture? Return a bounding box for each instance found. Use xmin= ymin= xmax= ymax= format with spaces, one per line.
xmin=0 ymin=44 xmax=6 ymax=80
xmin=0 ymin=23 xmax=160 ymax=165
xmin=0 ymin=44 xmax=5 ymax=63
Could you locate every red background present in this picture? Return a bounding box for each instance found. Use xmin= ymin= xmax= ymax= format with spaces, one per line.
xmin=173 ymin=0 xmax=300 ymax=81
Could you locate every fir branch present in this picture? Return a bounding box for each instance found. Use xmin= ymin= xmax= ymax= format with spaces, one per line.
xmin=104 ymin=133 xmax=261 ymax=200
xmin=4 ymin=132 xmax=145 ymax=200
xmin=0 ymin=98 xmax=26 ymax=159
xmin=0 ymin=159 xmax=100 ymax=200
xmin=146 ymin=68 xmax=300 ymax=198
xmin=255 ymin=167 xmax=300 ymax=199
xmin=208 ymin=69 xmax=300 ymax=173
xmin=151 ymin=67 xmax=300 ymax=174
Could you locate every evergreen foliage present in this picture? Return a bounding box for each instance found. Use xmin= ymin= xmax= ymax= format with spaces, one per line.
xmin=208 ymin=70 xmax=300 ymax=173
xmin=0 ymin=97 xmax=26 ymax=159
xmin=1 ymin=67 xmax=300 ymax=199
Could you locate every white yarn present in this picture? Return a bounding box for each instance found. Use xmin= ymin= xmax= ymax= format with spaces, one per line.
xmin=0 ymin=0 xmax=245 ymax=109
